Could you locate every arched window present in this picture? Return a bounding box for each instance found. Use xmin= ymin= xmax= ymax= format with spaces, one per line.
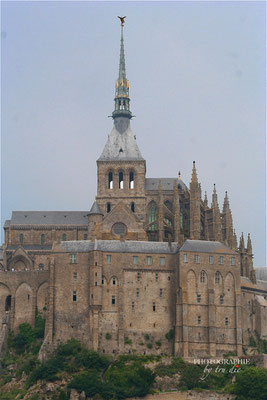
xmin=129 ymin=171 xmax=134 ymax=189
xmin=62 ymin=233 xmax=67 ymax=241
xmin=180 ymin=211 xmax=183 ymax=229
xmin=108 ymin=171 xmax=113 ymax=189
xmin=215 ymin=271 xmax=221 ymax=284
xmin=41 ymin=234 xmax=45 ymax=246
xmin=200 ymin=270 xmax=206 ymax=283
xmin=39 ymin=264 xmax=44 ymax=271
xmin=164 ymin=200 xmax=172 ymax=212
xmin=5 ymin=295 xmax=11 ymax=311
xmin=164 ymin=216 xmax=173 ymax=227
xmin=119 ymin=171 xmax=124 ymax=189
xmin=19 ymin=233 xmax=24 ymax=244
xmin=107 ymin=203 xmax=111 ymax=213
xmin=131 ymin=202 xmax=135 ymax=212
xmin=148 ymin=202 xmax=157 ymax=231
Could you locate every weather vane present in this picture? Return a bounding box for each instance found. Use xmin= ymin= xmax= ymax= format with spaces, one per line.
xmin=117 ymin=16 xmax=126 ymax=27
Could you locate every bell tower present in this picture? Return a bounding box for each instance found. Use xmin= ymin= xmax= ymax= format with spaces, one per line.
xmin=96 ymin=17 xmax=146 ymax=221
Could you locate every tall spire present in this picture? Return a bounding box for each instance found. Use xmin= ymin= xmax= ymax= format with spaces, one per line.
xmin=112 ymin=17 xmax=132 ymax=120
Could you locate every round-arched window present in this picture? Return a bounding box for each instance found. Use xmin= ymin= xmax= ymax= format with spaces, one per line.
xmin=112 ymin=222 xmax=127 ymax=236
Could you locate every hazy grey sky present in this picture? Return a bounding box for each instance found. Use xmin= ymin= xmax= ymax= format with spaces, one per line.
xmin=1 ymin=1 xmax=266 ymax=266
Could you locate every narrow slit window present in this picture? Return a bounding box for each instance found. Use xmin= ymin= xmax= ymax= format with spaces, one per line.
xmin=41 ymin=234 xmax=45 ymax=246
xmin=112 ymin=295 xmax=115 ymax=305
xmin=131 ymin=202 xmax=135 ymax=212
xmin=129 ymin=171 xmax=134 ymax=189
xmin=132 ymin=301 xmax=135 ymax=311
xmin=73 ymin=291 xmax=77 ymax=302
xmin=108 ymin=172 xmax=113 ymax=189
xmin=119 ymin=172 xmax=124 ymax=189
xmin=73 ymin=272 xmax=77 ymax=281
xmin=153 ymin=302 xmax=156 ymax=312
xmin=62 ymin=233 xmax=67 ymax=241
xmin=107 ymin=203 xmax=111 ymax=213
xmin=197 ymin=294 xmax=201 ymax=303
xmin=197 ymin=316 xmax=201 ymax=325
xmin=19 ymin=233 xmax=24 ymax=244
xmin=220 ymin=295 xmax=224 ymax=304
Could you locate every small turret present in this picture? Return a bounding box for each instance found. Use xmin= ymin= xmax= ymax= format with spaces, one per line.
xmin=88 ymin=201 xmax=103 ymax=237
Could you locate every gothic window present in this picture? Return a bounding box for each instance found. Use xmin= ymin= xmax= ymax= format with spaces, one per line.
xmin=164 ymin=216 xmax=173 ymax=227
xmin=41 ymin=234 xmax=45 ymax=246
xmin=200 ymin=271 xmax=206 ymax=283
xmin=70 ymin=254 xmax=77 ymax=264
xmin=19 ymin=233 xmax=24 ymax=244
xmin=164 ymin=200 xmax=173 ymax=212
xmin=180 ymin=212 xmax=183 ymax=229
xmin=164 ymin=230 xmax=173 ymax=242
xmin=108 ymin=171 xmax=113 ymax=189
xmin=148 ymin=202 xmax=157 ymax=231
xmin=215 ymin=271 xmax=221 ymax=284
xmin=107 ymin=203 xmax=111 ymax=213
xmin=62 ymin=233 xmax=67 ymax=241
xmin=209 ymin=256 xmax=213 ymax=265
xmin=112 ymin=278 xmax=116 ymax=285
xmin=131 ymin=202 xmax=135 ymax=212
xmin=129 ymin=171 xmax=134 ymax=189
xmin=112 ymin=223 xmax=126 ymax=236
xmin=119 ymin=171 xmax=124 ymax=189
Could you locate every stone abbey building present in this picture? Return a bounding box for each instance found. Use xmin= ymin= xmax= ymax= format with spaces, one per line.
xmin=0 ymin=21 xmax=266 ymax=359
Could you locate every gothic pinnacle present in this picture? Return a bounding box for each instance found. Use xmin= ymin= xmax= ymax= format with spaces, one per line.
xmin=247 ymin=233 xmax=252 ymax=253
xmin=239 ymin=232 xmax=245 ymax=250
xmin=191 ymin=161 xmax=198 ymax=183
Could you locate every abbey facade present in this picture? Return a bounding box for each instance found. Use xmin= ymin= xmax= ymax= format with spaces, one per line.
xmin=0 ymin=22 xmax=266 ymax=359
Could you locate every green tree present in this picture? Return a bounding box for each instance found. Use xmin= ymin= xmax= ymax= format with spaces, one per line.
xmin=233 ymin=367 xmax=267 ymax=400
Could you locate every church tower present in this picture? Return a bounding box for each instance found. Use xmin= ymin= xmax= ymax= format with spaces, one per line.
xmin=96 ymin=18 xmax=146 ymax=220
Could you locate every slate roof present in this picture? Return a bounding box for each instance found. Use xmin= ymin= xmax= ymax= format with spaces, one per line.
xmin=6 ymin=245 xmax=52 ymax=251
xmin=58 ymin=240 xmax=178 ymax=254
xmin=255 ymin=295 xmax=267 ymax=306
xmin=180 ymin=240 xmax=237 ymax=254
xmin=145 ymin=178 xmax=188 ymax=192
xmin=4 ymin=220 xmax=11 ymax=228
xmin=88 ymin=202 xmax=103 ymax=215
xmin=98 ymin=124 xmax=144 ymax=161
xmin=8 ymin=211 xmax=89 ymax=226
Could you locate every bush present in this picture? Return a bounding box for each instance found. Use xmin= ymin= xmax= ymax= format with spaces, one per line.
xmin=124 ymin=337 xmax=132 ymax=345
xmin=105 ymin=332 xmax=112 ymax=340
xmin=165 ymin=329 xmax=174 ymax=341
xmin=147 ymin=343 xmax=153 ymax=349
xmin=179 ymin=365 xmax=203 ymax=389
xmin=68 ymin=371 xmax=105 ymax=398
xmin=249 ymin=335 xmax=257 ymax=347
xmin=155 ymin=340 xmax=162 ymax=347
xmin=144 ymin=334 xmax=150 ymax=341
xmin=233 ymin=367 xmax=267 ymax=400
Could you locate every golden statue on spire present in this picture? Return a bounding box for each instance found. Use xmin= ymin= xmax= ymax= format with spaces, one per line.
xmin=117 ymin=16 xmax=126 ymax=27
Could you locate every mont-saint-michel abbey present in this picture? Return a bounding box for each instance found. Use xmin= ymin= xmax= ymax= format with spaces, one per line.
xmin=0 ymin=19 xmax=266 ymax=360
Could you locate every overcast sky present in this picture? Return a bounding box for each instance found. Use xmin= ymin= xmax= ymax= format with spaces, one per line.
xmin=1 ymin=1 xmax=266 ymax=266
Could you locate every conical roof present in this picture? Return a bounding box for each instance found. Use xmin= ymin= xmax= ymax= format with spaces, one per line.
xmin=88 ymin=201 xmax=103 ymax=215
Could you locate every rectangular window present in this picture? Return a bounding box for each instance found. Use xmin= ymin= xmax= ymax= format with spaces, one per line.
xmin=70 ymin=254 xmax=77 ymax=264
xmin=73 ymin=272 xmax=77 ymax=281
xmin=209 ymin=256 xmax=213 ymax=265
xmin=136 ymin=288 xmax=139 ymax=297
xmin=183 ymin=253 xmax=188 ymax=263
xmin=132 ymin=301 xmax=135 ymax=311
xmin=220 ymin=256 xmax=224 ymax=265
xmin=231 ymin=257 xmax=235 ymax=266
xmin=106 ymin=255 xmax=112 ymax=264
xmin=153 ymin=302 xmax=156 ymax=312
xmin=197 ymin=294 xmax=201 ymax=303
xmin=133 ymin=256 xmax=139 ymax=265
xmin=220 ymin=295 xmax=224 ymax=305
xmin=225 ymin=317 xmax=229 ymax=326
xmin=155 ymin=273 xmax=158 ymax=282
xmin=102 ymin=277 xmax=104 ymax=284
xmin=197 ymin=316 xmax=201 ymax=325
xmin=73 ymin=291 xmax=77 ymax=302
xmin=146 ymin=256 xmax=152 ymax=265
xmin=111 ymin=295 xmax=115 ymax=305
xmin=137 ymin=272 xmax=141 ymax=283
xmin=160 ymin=257 xmax=165 ymax=266
xmin=194 ymin=254 xmax=199 ymax=263
xmin=160 ymin=288 xmax=163 ymax=297
xmin=84 ymin=234 xmax=88 ymax=240
xmin=95 ymin=282 xmax=97 ymax=286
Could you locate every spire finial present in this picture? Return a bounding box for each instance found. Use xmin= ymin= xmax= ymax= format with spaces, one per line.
xmin=191 ymin=161 xmax=198 ymax=183
xmin=112 ymin=16 xmax=132 ymax=120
